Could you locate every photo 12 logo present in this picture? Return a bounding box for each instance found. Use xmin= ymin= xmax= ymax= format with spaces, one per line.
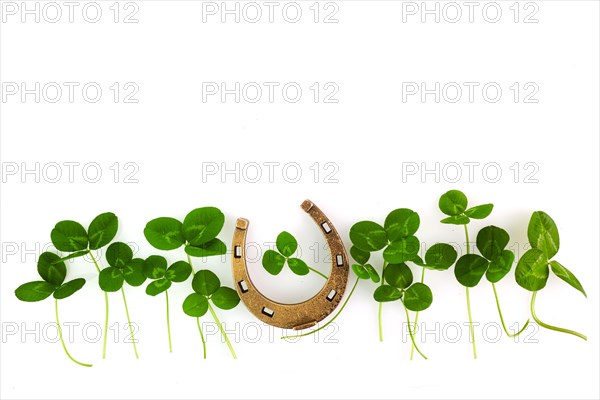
xmin=201 ymin=82 xmax=339 ymax=104
xmin=1 ymin=1 xmax=140 ymax=23
xmin=401 ymin=162 xmax=540 ymax=184
xmin=401 ymin=1 xmax=539 ymax=24
xmin=201 ymin=161 xmax=340 ymax=184
xmin=1 ymin=162 xmax=140 ymax=184
xmin=402 ymin=82 xmax=539 ymax=104
xmin=201 ymin=1 xmax=339 ymax=23
xmin=1 ymin=82 xmax=140 ymax=104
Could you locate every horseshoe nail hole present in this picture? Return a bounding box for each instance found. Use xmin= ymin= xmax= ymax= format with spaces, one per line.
xmin=326 ymin=289 xmax=337 ymax=301
xmin=238 ymin=280 xmax=249 ymax=293
xmin=321 ymin=222 xmax=332 ymax=234
xmin=234 ymin=246 xmax=242 ymax=258
xmin=336 ymin=254 xmax=344 ymax=266
xmin=261 ymin=307 xmax=274 ymax=318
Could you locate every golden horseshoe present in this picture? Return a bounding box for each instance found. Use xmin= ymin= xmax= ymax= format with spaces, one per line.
xmin=232 ymin=200 xmax=349 ymax=330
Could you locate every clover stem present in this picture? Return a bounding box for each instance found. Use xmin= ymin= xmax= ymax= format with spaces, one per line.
xmin=186 ymin=253 xmax=194 ymax=273
xmin=410 ymin=267 xmax=426 ymax=360
xmin=165 ymin=290 xmax=173 ymax=352
xmin=281 ymin=276 xmax=360 ymax=340
xmin=530 ymin=291 xmax=587 ymax=340
xmin=55 ymin=299 xmax=92 ymax=367
xmin=466 ymin=286 xmax=477 ymax=359
xmin=378 ymin=262 xmax=388 ymax=342
xmin=308 ymin=266 xmax=328 ymax=280
xmin=88 ymin=250 xmax=109 ymax=359
xmin=463 ymin=224 xmax=477 ymax=359
xmin=120 ymin=287 xmax=139 ymax=359
xmin=492 ymin=282 xmax=530 ymax=338
xmin=196 ymin=317 xmax=207 ymax=359
xmin=403 ymin=301 xmax=427 ymax=360
xmin=186 ymin=256 xmax=206 ymax=358
xmin=207 ymin=302 xmax=237 ymax=359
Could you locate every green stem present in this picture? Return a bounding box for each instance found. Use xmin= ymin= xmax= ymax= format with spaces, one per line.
xmin=403 ymin=302 xmax=427 ymax=360
xmin=120 ymin=287 xmax=139 ymax=359
xmin=466 ymin=286 xmax=477 ymax=359
xmin=463 ymin=224 xmax=470 ymax=254
xmin=186 ymin=253 xmax=194 ymax=272
xmin=530 ymin=291 xmax=587 ymax=340
xmin=187 ymin=255 xmax=205 ymax=358
xmin=165 ymin=290 xmax=173 ymax=352
xmin=89 ymin=251 xmax=109 ymax=360
xmin=196 ymin=317 xmax=207 ymax=359
xmin=378 ymin=262 xmax=388 ymax=342
xmin=463 ymin=224 xmax=477 ymax=359
xmin=55 ymin=299 xmax=92 ymax=367
xmin=308 ymin=266 xmax=328 ymax=280
xmin=281 ymin=276 xmax=360 ymax=340
xmin=410 ymin=267 xmax=426 ymax=360
xmin=207 ymin=303 xmax=237 ymax=359
xmin=492 ymin=282 xmax=530 ymax=338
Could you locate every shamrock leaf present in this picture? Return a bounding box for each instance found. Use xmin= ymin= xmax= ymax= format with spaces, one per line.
xmin=183 ymin=207 xmax=225 ymax=246
xmin=516 ymin=212 xmax=585 ymax=296
xmin=403 ymin=283 xmax=433 ymax=312
xmin=261 ymin=232 xmax=325 ymax=278
xmin=384 ymin=263 xmax=413 ymax=289
xmin=438 ymin=190 xmax=493 ymax=226
xmin=182 ymin=269 xmax=240 ymax=358
xmin=16 ymin=252 xmax=86 ymax=302
xmin=349 ymin=221 xmax=387 ymax=252
xmin=144 ymin=217 xmax=185 ymax=251
xmin=51 ymin=221 xmax=89 ymax=252
xmin=88 ymin=212 xmax=118 ymax=250
xmin=455 ymin=226 xmax=516 ymax=287
xmin=422 ymin=243 xmax=458 ymax=270
xmin=384 ymin=208 xmax=420 ymax=241
xmin=439 ymin=190 xmax=468 ymax=216
xmin=143 ymin=256 xmax=192 ymax=296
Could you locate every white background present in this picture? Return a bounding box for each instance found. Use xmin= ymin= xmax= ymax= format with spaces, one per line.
xmin=1 ymin=1 xmax=599 ymax=399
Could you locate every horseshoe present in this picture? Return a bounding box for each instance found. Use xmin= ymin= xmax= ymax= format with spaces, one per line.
xmin=232 ymin=199 xmax=349 ymax=330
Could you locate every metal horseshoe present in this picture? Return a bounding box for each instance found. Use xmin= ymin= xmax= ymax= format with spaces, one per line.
xmin=232 ymin=199 xmax=349 ymax=330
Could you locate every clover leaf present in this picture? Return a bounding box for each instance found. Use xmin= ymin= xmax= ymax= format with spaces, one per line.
xmin=372 ymin=261 xmax=431 ymax=360
xmin=51 ymin=212 xmax=118 ymax=259
xmin=439 ymin=190 xmax=493 ymax=225
xmin=15 ymin=251 xmax=90 ymax=367
xmin=144 ymin=207 xmax=227 ymax=258
xmin=454 ymin=226 xmax=515 ymax=287
xmin=141 ymin=255 xmax=192 ymax=353
xmin=350 ymin=208 xmax=421 ymax=265
xmin=376 ymin=264 xmax=433 ymax=312
xmin=261 ymin=231 xmax=327 ymax=279
xmin=515 ymin=211 xmax=586 ymax=341
xmin=516 ymin=212 xmax=584 ymax=296
xmin=182 ymin=270 xmax=240 ymax=359
xmin=16 ymin=252 xmax=85 ymax=302
xmin=99 ymin=242 xmax=146 ymax=292
xmin=348 ymin=208 xmax=426 ymax=351
xmin=438 ymin=190 xmax=499 ymax=358
xmin=47 ymin=213 xmax=118 ymax=359
xmin=143 ymin=256 xmax=192 ymax=296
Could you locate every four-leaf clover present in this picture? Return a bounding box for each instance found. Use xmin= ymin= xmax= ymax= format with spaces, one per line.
xmin=99 ymin=242 xmax=147 ymax=291
xmin=143 ymin=255 xmax=192 ymax=295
